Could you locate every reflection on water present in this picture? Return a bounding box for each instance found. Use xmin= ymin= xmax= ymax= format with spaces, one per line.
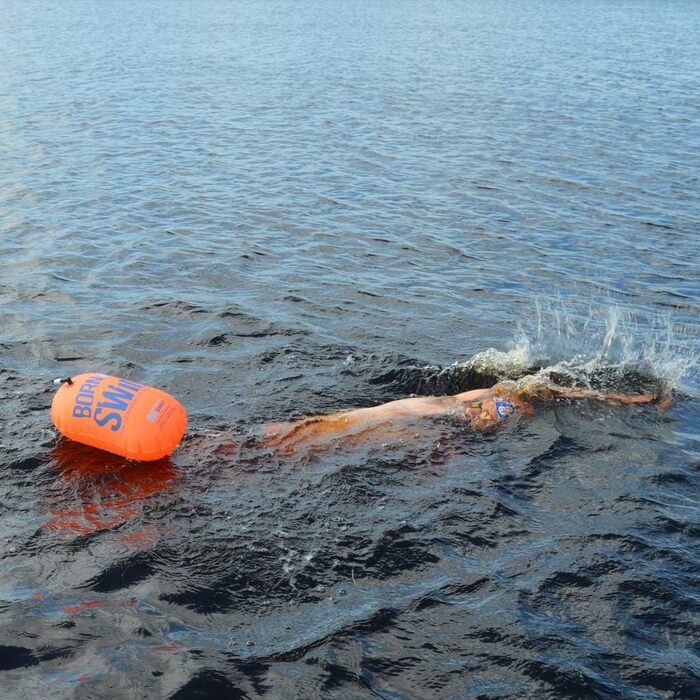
xmin=43 ymin=442 xmax=177 ymax=538
xmin=1 ymin=0 xmax=699 ymax=697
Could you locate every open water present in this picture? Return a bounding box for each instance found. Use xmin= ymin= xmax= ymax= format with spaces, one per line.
xmin=1 ymin=1 xmax=699 ymax=698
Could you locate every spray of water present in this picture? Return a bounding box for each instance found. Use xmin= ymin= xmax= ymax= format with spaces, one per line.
xmin=452 ymin=302 xmax=696 ymax=397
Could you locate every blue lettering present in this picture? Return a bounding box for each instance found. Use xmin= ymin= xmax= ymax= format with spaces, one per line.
xmin=72 ymin=374 xmax=106 ymax=418
xmin=119 ymin=379 xmax=144 ymax=392
xmin=98 ymin=384 xmax=136 ymax=412
xmin=91 ymin=379 xmax=143 ymax=431
xmin=94 ymin=408 xmax=122 ymax=431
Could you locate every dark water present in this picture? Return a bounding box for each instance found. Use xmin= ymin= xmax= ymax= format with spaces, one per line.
xmin=1 ymin=0 xmax=699 ymax=697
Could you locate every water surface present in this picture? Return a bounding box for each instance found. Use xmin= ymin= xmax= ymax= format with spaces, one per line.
xmin=1 ymin=1 xmax=699 ymax=698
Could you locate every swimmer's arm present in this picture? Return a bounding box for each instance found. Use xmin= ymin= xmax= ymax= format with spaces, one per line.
xmin=534 ymin=385 xmax=667 ymax=406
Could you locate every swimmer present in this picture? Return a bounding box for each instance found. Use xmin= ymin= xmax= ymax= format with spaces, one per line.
xmin=262 ymin=376 xmax=667 ymax=453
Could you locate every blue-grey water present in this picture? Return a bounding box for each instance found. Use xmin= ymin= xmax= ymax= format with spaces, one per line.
xmin=1 ymin=1 xmax=699 ymax=697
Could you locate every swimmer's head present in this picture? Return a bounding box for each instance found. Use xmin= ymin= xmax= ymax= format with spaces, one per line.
xmin=465 ymin=394 xmax=533 ymax=429
xmin=465 ymin=398 xmax=498 ymax=429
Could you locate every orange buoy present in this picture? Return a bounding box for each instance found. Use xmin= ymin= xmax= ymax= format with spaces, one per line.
xmin=51 ymin=373 xmax=187 ymax=461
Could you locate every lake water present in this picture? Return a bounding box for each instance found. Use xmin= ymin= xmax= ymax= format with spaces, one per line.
xmin=1 ymin=1 xmax=699 ymax=697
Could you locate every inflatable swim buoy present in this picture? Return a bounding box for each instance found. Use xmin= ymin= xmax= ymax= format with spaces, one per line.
xmin=51 ymin=373 xmax=187 ymax=461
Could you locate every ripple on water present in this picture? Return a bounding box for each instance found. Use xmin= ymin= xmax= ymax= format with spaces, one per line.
xmin=1 ymin=0 xmax=699 ymax=697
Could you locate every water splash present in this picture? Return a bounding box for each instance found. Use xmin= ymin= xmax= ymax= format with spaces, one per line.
xmin=450 ymin=302 xmax=696 ymax=396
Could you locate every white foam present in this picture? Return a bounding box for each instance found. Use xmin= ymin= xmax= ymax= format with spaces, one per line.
xmin=456 ymin=301 xmax=697 ymax=394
